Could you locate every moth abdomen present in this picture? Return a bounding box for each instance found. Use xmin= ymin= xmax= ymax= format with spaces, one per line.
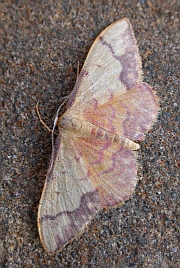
xmin=94 ymin=127 xmax=139 ymax=150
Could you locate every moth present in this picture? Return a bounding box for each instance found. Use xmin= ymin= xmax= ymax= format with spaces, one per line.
xmin=38 ymin=18 xmax=159 ymax=255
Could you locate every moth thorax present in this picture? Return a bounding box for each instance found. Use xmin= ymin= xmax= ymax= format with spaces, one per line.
xmin=58 ymin=115 xmax=82 ymax=131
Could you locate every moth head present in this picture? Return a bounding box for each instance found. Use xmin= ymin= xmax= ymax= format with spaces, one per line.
xmin=57 ymin=115 xmax=82 ymax=132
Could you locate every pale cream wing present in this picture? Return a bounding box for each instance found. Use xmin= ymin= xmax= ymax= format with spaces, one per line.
xmin=67 ymin=18 xmax=142 ymax=110
xmin=65 ymin=18 xmax=158 ymax=140
xmin=38 ymin=134 xmax=100 ymax=255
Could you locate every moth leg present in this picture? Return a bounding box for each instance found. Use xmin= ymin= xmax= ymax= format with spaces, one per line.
xmin=36 ymin=93 xmax=72 ymax=135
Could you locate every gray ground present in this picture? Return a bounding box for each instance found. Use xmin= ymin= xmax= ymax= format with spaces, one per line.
xmin=1 ymin=0 xmax=179 ymax=267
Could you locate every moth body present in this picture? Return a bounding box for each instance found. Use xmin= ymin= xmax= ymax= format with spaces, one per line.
xmin=58 ymin=114 xmax=139 ymax=150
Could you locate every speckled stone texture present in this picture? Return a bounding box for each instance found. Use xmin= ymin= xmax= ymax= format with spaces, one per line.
xmin=1 ymin=0 xmax=179 ymax=267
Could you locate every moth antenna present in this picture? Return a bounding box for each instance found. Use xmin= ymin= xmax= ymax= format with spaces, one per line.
xmin=36 ymin=101 xmax=59 ymax=135
xmin=36 ymin=101 xmax=52 ymax=133
xmin=77 ymin=61 xmax=80 ymax=79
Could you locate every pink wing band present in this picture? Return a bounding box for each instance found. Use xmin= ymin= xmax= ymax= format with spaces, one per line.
xmin=75 ymin=138 xmax=137 ymax=207
xmin=121 ymin=82 xmax=159 ymax=140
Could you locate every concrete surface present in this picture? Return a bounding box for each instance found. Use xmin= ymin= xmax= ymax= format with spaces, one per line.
xmin=1 ymin=0 xmax=179 ymax=267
